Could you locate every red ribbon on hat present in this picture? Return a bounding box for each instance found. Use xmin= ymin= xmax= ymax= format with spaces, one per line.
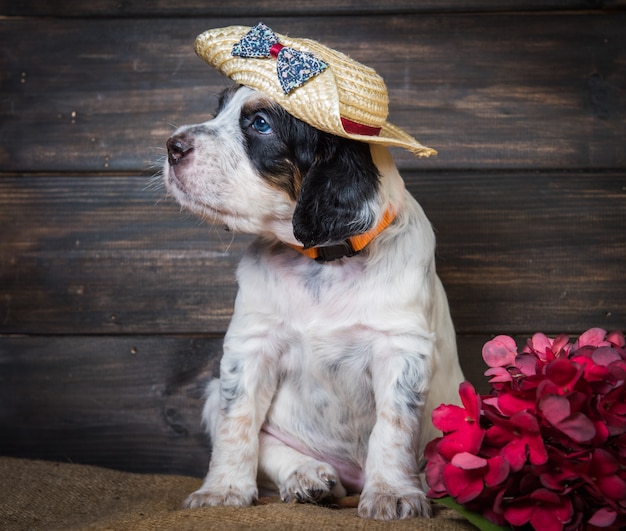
xmin=340 ymin=118 xmax=382 ymax=137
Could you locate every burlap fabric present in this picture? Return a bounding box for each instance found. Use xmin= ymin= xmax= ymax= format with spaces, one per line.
xmin=0 ymin=456 xmax=474 ymax=530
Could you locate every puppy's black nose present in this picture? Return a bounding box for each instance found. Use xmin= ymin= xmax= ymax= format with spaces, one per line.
xmin=167 ymin=134 xmax=194 ymax=165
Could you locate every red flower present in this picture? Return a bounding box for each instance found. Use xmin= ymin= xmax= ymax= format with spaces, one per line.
xmin=441 ymin=452 xmax=510 ymax=504
xmin=523 ymin=332 xmax=571 ymax=361
xmin=598 ymin=385 xmax=626 ymax=436
xmin=606 ymin=330 xmax=626 ymax=350
xmin=483 ymin=335 xmax=535 ymax=387
xmin=572 ymin=346 xmax=626 ymax=395
xmin=581 ymin=449 xmax=626 ymax=506
xmin=576 ymin=327 xmax=613 ymax=349
xmin=539 ymin=394 xmax=596 ymax=444
xmin=534 ymin=447 xmax=584 ymax=494
xmin=484 ymin=410 xmax=548 ymax=470
xmin=542 ymin=357 xmax=584 ymax=396
xmin=503 ymin=488 xmax=574 ymax=531
xmin=426 ymin=328 xmax=626 ymax=531
xmin=442 ymin=453 xmax=487 ymax=504
xmin=431 ymin=381 xmax=484 ymax=459
xmin=424 ymin=438 xmax=448 ymax=497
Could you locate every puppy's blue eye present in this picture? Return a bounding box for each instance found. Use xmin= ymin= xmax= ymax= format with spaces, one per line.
xmin=251 ymin=115 xmax=273 ymax=135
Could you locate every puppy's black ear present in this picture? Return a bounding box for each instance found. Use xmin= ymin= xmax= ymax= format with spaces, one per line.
xmin=292 ymin=137 xmax=380 ymax=249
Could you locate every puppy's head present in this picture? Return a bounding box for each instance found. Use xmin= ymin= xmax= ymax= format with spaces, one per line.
xmin=165 ymin=85 xmax=381 ymax=249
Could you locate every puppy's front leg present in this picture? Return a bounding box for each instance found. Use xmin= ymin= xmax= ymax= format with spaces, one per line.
xmin=358 ymin=336 xmax=434 ymax=520
xmin=185 ymin=332 xmax=279 ymax=508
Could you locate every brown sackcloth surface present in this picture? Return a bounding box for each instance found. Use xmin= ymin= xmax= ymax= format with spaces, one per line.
xmin=0 ymin=456 xmax=475 ymax=530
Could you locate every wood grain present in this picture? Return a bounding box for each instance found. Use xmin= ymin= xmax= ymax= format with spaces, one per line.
xmin=0 ymin=335 xmax=218 ymax=476
xmin=1 ymin=13 xmax=625 ymax=173
xmin=1 ymin=3 xmax=625 ymax=477
xmin=2 ymin=1 xmax=624 ymax=17
xmin=1 ymin=172 xmax=623 ymax=336
xmin=0 ymin=334 xmax=495 ymax=475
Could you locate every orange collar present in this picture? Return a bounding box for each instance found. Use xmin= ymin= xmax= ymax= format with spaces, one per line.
xmin=290 ymin=207 xmax=396 ymax=262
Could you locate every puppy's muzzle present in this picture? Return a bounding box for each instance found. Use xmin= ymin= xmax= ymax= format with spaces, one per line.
xmin=167 ymin=133 xmax=194 ymax=166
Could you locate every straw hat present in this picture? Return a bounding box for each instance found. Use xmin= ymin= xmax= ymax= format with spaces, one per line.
xmin=194 ymin=23 xmax=436 ymax=157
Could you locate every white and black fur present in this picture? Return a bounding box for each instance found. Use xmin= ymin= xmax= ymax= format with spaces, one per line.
xmin=164 ymin=85 xmax=464 ymax=520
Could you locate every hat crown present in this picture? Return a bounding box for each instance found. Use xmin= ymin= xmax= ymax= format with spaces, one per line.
xmin=292 ymin=37 xmax=390 ymax=129
xmin=194 ymin=24 xmax=436 ymax=157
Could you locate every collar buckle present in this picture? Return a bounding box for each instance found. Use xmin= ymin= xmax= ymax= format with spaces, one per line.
xmin=314 ymin=240 xmax=358 ymax=263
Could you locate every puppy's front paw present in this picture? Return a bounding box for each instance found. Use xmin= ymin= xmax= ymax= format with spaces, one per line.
xmin=357 ymin=488 xmax=432 ymax=520
xmin=280 ymin=461 xmax=346 ymax=503
xmin=184 ymin=483 xmax=258 ymax=508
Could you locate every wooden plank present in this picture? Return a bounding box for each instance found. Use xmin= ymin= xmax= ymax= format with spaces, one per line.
xmin=0 ymin=334 xmax=497 ymax=475
xmin=2 ymin=1 xmax=624 ymax=18
xmin=1 ymin=172 xmax=624 ymax=336
xmin=1 ymin=13 xmax=625 ymax=173
xmin=0 ymin=336 xmax=218 ymax=476
xmin=420 ymin=172 xmax=626 ymax=334
xmin=0 ymin=176 xmax=245 ymax=335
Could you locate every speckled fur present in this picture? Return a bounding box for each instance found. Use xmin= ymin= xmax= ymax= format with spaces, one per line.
xmin=164 ymin=86 xmax=464 ymax=520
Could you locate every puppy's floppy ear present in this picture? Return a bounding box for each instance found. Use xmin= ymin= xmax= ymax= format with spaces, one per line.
xmin=292 ymin=138 xmax=380 ymax=249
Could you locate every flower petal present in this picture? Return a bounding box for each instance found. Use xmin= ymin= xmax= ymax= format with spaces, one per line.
xmin=504 ymin=502 xmax=534 ymax=526
xmin=511 ymin=410 xmax=541 ymax=433
xmin=443 ymin=463 xmax=483 ymax=503
xmin=483 ymin=335 xmax=518 ymax=368
xmin=607 ymin=330 xmax=625 ymax=348
xmin=485 ymin=456 xmax=509 ymax=487
xmin=552 ymin=334 xmax=571 ymax=356
xmin=592 ymin=346 xmax=621 ymax=366
xmin=598 ymin=474 xmax=626 ymax=500
xmin=526 ymin=433 xmax=549 ymax=465
xmin=530 ymin=488 xmax=560 ymax=504
xmin=528 ymin=332 xmax=553 ymax=358
xmin=458 ymin=380 xmax=481 ymax=419
xmin=556 ymin=412 xmax=596 ymax=443
xmin=431 ymin=404 xmax=466 ymax=432
xmin=588 ymin=507 xmax=617 ymax=527
xmin=436 ymin=426 xmax=485 ymax=459
xmin=516 ymin=353 xmax=539 ymax=376
xmin=500 ymin=439 xmax=528 ymax=471
xmin=540 ymin=394 xmax=571 ymax=425
xmin=451 ymin=452 xmax=487 ymax=470
xmin=424 ymin=440 xmax=447 ymax=495
xmin=545 ymin=358 xmax=581 ymax=389
xmin=577 ymin=327 xmax=607 ymax=348
xmin=498 ymin=392 xmax=536 ymax=416
xmin=530 ymin=509 xmax=567 ymax=531
xmin=485 ymin=367 xmax=512 ymax=383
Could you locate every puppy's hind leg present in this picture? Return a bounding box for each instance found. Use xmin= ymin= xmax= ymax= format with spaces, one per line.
xmin=258 ymin=428 xmax=347 ymax=503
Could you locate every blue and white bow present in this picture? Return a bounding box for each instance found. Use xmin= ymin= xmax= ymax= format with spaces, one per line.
xmin=232 ymin=23 xmax=329 ymax=94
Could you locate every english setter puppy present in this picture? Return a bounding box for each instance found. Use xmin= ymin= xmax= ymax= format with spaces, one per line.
xmin=164 ymin=84 xmax=464 ymax=520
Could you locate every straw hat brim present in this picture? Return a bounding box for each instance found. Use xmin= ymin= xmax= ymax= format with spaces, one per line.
xmin=194 ymin=26 xmax=436 ymax=157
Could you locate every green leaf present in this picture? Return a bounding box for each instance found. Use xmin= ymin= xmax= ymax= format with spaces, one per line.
xmin=432 ymin=497 xmax=510 ymax=530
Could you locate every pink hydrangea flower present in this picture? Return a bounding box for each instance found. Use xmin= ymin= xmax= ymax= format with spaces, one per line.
xmin=425 ymin=328 xmax=626 ymax=531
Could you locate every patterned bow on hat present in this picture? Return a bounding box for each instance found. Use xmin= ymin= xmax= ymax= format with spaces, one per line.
xmin=232 ymin=22 xmax=329 ymax=94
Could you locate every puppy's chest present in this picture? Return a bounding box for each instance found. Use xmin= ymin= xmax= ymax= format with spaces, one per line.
xmin=239 ymin=248 xmax=382 ymax=443
xmin=267 ymin=265 xmax=378 ymax=442
xmin=245 ymin=241 xmax=368 ymax=298
xmin=262 ymin=249 xmax=366 ymax=306
xmin=239 ymin=247 xmax=377 ymax=367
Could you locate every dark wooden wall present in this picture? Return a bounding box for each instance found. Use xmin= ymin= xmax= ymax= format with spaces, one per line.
xmin=1 ymin=1 xmax=625 ymax=477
